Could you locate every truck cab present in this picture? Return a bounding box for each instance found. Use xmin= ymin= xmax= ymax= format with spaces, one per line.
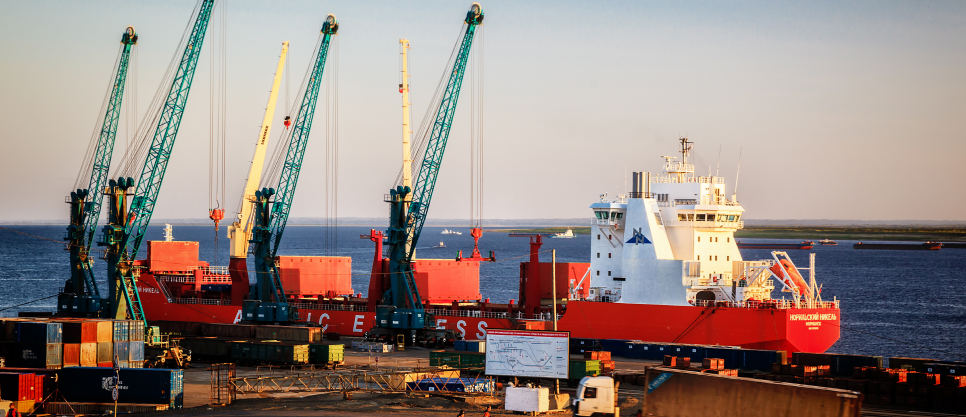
xmin=572 ymin=376 xmax=620 ymax=417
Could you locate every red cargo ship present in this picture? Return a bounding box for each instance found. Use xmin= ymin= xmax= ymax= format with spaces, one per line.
xmin=136 ymin=140 xmax=841 ymax=354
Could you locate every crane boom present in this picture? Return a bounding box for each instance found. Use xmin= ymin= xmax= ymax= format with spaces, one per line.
xmin=244 ymin=15 xmax=339 ymax=323
xmin=228 ymin=41 xmax=289 ymax=260
xmin=377 ymin=3 xmax=483 ymax=336
xmin=60 ymin=26 xmax=137 ymax=316
xmin=100 ymin=0 xmax=215 ymax=322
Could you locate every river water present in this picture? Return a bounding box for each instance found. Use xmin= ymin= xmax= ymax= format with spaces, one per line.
xmin=1 ymin=224 xmax=963 ymax=361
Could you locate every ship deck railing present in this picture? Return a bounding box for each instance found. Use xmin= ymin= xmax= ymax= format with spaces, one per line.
xmin=693 ymin=299 xmax=840 ymax=310
xmin=290 ymin=302 xmax=369 ymax=312
xmin=171 ymin=297 xmax=232 ymax=306
xmin=425 ymin=309 xmax=526 ymax=320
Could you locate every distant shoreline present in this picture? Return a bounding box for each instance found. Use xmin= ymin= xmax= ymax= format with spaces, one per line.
xmin=484 ymin=226 xmax=966 ymax=242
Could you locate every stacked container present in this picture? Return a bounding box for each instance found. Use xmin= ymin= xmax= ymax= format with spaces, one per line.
xmin=58 ymin=368 xmax=184 ymax=409
xmin=6 ymin=322 xmax=63 ymax=369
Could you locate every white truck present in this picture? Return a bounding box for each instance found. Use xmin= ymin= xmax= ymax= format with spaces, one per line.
xmin=572 ymin=376 xmax=621 ymax=417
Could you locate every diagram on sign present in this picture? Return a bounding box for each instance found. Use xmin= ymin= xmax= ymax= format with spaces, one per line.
xmin=484 ymin=330 xmax=569 ymax=379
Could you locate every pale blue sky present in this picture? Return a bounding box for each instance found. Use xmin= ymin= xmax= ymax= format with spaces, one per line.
xmin=1 ymin=1 xmax=964 ymax=222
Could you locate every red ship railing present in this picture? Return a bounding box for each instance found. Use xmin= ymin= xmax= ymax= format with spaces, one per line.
xmin=693 ymin=299 xmax=839 ymax=310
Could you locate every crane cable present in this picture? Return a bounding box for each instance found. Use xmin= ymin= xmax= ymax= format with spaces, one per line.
xmin=208 ymin=0 xmax=228 ymax=257
xmin=323 ymin=36 xmax=340 ymax=256
xmin=73 ymin=46 xmax=126 ymax=191
xmin=469 ymin=25 xmax=484 ymax=228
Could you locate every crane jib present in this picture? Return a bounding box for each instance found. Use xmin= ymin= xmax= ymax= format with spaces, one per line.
xmin=403 ymin=22 xmax=480 ymax=259
xmin=121 ymin=0 xmax=215 ymax=261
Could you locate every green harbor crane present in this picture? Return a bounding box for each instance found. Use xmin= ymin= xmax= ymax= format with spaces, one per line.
xmin=61 ymin=26 xmax=138 ymax=317
xmin=370 ymin=3 xmax=484 ymax=346
xmin=243 ymin=14 xmax=340 ymax=323
xmin=99 ymin=0 xmax=215 ymax=325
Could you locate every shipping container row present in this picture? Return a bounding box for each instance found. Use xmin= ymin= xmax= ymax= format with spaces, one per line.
xmin=177 ymin=337 xmax=343 ymax=365
xmin=0 ymin=318 xmax=144 ymax=344
xmin=150 ymin=321 xmax=323 ymax=343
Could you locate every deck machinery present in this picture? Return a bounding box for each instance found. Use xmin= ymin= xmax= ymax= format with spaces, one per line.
xmin=60 ymin=26 xmax=138 ymax=317
xmin=369 ymin=3 xmax=484 ymax=346
xmin=242 ymin=15 xmax=339 ymax=323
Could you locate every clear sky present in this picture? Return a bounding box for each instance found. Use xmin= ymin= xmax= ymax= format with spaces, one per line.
xmin=1 ymin=1 xmax=964 ymax=223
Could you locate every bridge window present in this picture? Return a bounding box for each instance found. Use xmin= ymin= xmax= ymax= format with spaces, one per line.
xmin=728 ymin=215 xmax=736 ymax=221
xmin=696 ymin=214 xmax=707 ymax=221
xmin=616 ymin=212 xmax=623 ymax=219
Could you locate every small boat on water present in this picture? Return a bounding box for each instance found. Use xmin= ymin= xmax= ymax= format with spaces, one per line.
xmin=737 ymin=241 xmax=814 ymax=250
xmin=549 ymin=228 xmax=577 ymax=238
xmin=434 ymin=241 xmax=446 ymax=248
xmin=441 ymin=228 xmax=462 ymax=235
xmin=853 ymin=242 xmax=942 ymax=250
xmin=819 ymin=239 xmax=837 ymax=245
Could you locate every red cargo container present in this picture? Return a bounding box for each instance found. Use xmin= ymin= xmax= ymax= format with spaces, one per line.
xmin=277 ymin=256 xmax=353 ymax=297
xmin=62 ymin=344 xmax=80 ymax=367
xmin=534 ymin=262 xmax=591 ymax=300
xmin=0 ymin=372 xmax=34 ymax=401
xmin=411 ymin=259 xmax=481 ymax=303
xmin=147 ymin=241 xmax=200 ymax=273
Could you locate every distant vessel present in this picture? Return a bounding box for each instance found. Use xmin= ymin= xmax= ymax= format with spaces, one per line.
xmin=441 ymin=228 xmax=462 ymax=235
xmin=737 ymin=241 xmax=815 ymax=250
xmin=819 ymin=239 xmax=837 ymax=246
xmin=549 ymin=229 xmax=577 ymax=239
xmin=854 ymin=242 xmax=942 ymax=250
xmin=434 ymin=241 xmax=446 ymax=248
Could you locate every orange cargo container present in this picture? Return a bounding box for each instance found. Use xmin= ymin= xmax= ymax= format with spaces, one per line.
xmin=413 ymin=259 xmax=482 ymax=303
xmin=276 ymin=256 xmax=353 ymax=297
xmin=63 ymin=344 xmax=80 ymax=367
xmin=147 ymin=241 xmax=199 ymax=273
xmin=79 ymin=343 xmax=97 ymax=367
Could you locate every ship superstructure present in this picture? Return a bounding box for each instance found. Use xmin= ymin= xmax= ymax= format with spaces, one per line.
xmin=587 ymin=138 xmax=777 ymax=307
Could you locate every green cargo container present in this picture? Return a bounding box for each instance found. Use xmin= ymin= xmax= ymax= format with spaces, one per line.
xmin=459 ymin=352 xmax=486 ymax=367
xmin=570 ymin=359 xmax=600 ymax=380
xmin=309 ymin=344 xmax=344 ymax=364
xmin=430 ymin=351 xmax=462 ymax=367
xmin=180 ymin=337 xmax=233 ymax=359
xmin=230 ymin=341 xmax=308 ymax=364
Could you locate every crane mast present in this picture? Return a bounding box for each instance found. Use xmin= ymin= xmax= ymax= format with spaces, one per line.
xmin=61 ymin=26 xmax=138 ymax=316
xmin=99 ymin=0 xmax=215 ymax=323
xmin=376 ymin=3 xmax=484 ymax=341
xmin=226 ymin=41 xmax=289 ymax=305
xmin=243 ymin=15 xmax=339 ymax=323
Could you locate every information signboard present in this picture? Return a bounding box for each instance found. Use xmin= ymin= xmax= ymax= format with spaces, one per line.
xmin=484 ymin=329 xmax=569 ymax=379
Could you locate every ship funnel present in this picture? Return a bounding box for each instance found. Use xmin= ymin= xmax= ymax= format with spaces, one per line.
xmin=631 ymin=172 xmax=650 ymax=198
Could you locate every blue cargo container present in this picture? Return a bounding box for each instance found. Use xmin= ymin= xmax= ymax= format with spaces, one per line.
xmin=113 ymin=321 xmax=129 ymax=342
xmin=406 ymin=377 xmax=492 ymax=393
xmin=114 ymin=341 xmax=129 ymax=362
xmin=600 ymin=339 xmax=630 ymax=356
xmin=59 ymin=368 xmax=184 ymax=408
xmin=129 ymin=341 xmax=145 ymax=362
xmin=464 ymin=340 xmax=485 ymax=353
xmin=18 ymin=322 xmax=63 ymax=344
xmin=623 ymin=342 xmax=647 ymax=359
xmin=793 ymin=352 xmax=882 ymax=376
xmin=128 ymin=321 xmax=144 ymax=341
xmin=11 ymin=343 xmax=62 ymax=369
xmin=454 ymin=340 xmax=466 ymax=351
xmin=704 ymin=347 xmax=741 ymax=368
xmin=737 ymin=349 xmax=782 ymax=371
xmin=671 ymin=345 xmax=705 ymax=362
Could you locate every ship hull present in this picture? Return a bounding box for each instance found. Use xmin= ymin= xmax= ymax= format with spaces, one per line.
xmin=137 ymin=273 xmax=839 ymax=353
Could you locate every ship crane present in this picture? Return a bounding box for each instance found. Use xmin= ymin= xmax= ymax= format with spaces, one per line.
xmin=369 ymin=3 xmax=484 ymax=346
xmin=226 ymin=41 xmax=289 ymax=306
xmin=243 ymin=15 xmax=339 ymax=323
xmin=61 ymin=26 xmax=138 ymax=317
xmin=99 ymin=0 xmax=216 ymax=324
